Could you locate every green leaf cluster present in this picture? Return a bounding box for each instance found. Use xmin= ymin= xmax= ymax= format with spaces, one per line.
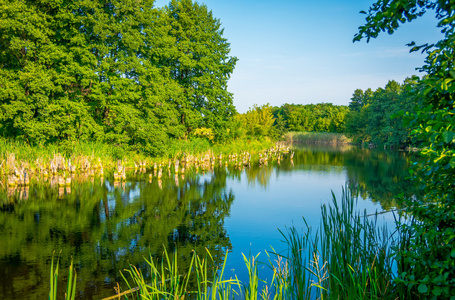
xmin=0 ymin=0 xmax=237 ymax=154
xmin=235 ymin=104 xmax=276 ymax=137
xmin=356 ymin=0 xmax=455 ymax=298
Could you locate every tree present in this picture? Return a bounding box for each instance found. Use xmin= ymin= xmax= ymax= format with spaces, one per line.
xmin=355 ymin=1 xmax=455 ymax=298
xmin=0 ymin=0 xmax=238 ymax=153
xmin=236 ymin=104 xmax=275 ymax=137
xmin=165 ymin=0 xmax=238 ymax=141
xmin=344 ymin=79 xmax=417 ymax=148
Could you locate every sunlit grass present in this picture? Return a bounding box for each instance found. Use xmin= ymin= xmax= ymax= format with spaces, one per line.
xmin=49 ymin=252 xmax=77 ymax=300
xmin=113 ymin=187 xmax=402 ymax=300
xmin=285 ymin=132 xmax=351 ymax=144
xmin=0 ymin=137 xmax=274 ymax=173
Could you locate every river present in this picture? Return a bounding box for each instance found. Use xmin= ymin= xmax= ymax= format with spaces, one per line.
xmin=0 ymin=144 xmax=416 ymax=299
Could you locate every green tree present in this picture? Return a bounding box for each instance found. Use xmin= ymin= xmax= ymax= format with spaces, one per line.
xmin=165 ymin=0 xmax=238 ymax=141
xmin=356 ymin=1 xmax=455 ymax=298
xmin=0 ymin=0 xmax=237 ymax=154
xmin=236 ymin=104 xmax=275 ymax=137
xmin=0 ymin=0 xmax=102 ymax=144
xmin=345 ymin=79 xmax=417 ymax=148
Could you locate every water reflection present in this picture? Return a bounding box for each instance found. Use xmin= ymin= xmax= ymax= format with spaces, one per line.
xmin=0 ymin=145 xmax=416 ymax=299
xmin=0 ymin=170 xmax=234 ymax=299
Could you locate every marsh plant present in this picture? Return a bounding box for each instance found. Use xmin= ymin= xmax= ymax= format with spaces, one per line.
xmin=49 ymin=188 xmax=407 ymax=299
xmin=115 ymin=188 xmax=403 ymax=300
xmin=48 ymin=252 xmax=77 ymax=300
xmin=285 ymin=132 xmax=350 ymax=145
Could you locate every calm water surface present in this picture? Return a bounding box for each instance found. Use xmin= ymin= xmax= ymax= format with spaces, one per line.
xmin=0 ymin=144 xmax=415 ymax=299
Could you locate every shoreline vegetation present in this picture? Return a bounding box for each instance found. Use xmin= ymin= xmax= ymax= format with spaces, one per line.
xmin=0 ymin=132 xmax=353 ymax=188
xmin=0 ymin=137 xmax=290 ymax=189
xmin=284 ymin=132 xmax=351 ymax=145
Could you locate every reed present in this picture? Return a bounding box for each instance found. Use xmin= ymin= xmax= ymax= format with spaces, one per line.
xmin=47 ymin=187 xmax=403 ymax=300
xmin=0 ymin=137 xmax=274 ymax=174
xmin=285 ymin=132 xmax=350 ymax=144
xmin=276 ymin=188 xmax=399 ymax=300
xmin=48 ymin=252 xmax=77 ymax=300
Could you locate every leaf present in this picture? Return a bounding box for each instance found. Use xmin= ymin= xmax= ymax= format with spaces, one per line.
xmin=450 ymin=158 xmax=455 ymax=168
xmin=442 ymin=131 xmax=454 ymax=143
xmin=418 ymin=284 xmax=428 ymax=294
xmin=432 ymin=286 xmax=442 ymax=296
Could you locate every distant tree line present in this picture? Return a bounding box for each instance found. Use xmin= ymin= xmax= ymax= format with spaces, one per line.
xmin=0 ymin=0 xmax=237 ymax=155
xmin=344 ymin=77 xmax=420 ymax=148
xmin=234 ymin=103 xmax=349 ymax=138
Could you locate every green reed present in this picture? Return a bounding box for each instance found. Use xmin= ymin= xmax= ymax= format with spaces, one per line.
xmin=0 ymin=137 xmax=274 ymax=173
xmin=319 ymin=189 xmax=396 ymax=299
xmin=276 ymin=188 xmax=398 ymax=300
xmin=285 ymin=132 xmax=350 ymax=144
xmin=48 ymin=187 xmax=402 ymax=299
xmin=48 ymin=252 xmax=77 ymax=300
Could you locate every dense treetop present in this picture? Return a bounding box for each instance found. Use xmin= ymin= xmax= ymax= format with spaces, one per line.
xmin=344 ymin=78 xmax=419 ymax=148
xmin=0 ymin=0 xmax=237 ymax=154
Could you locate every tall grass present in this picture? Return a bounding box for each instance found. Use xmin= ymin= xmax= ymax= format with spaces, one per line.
xmin=49 ymin=252 xmax=77 ymax=300
xmin=285 ymin=132 xmax=350 ymax=144
xmin=50 ymin=187 xmax=404 ymax=299
xmin=0 ymin=137 xmax=274 ymax=172
xmin=319 ymin=189 xmax=396 ymax=299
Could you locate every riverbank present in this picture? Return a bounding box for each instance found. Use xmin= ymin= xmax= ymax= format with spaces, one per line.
xmin=0 ymin=137 xmax=275 ymax=173
xmin=284 ymin=132 xmax=351 ymax=144
xmin=0 ymin=137 xmax=284 ymax=188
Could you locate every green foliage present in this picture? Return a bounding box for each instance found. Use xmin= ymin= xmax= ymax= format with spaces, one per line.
xmin=356 ymin=0 xmax=455 ymax=298
xmin=236 ymin=104 xmax=275 ymax=137
xmin=49 ymin=253 xmax=77 ymax=300
xmin=0 ymin=0 xmax=237 ymax=154
xmin=272 ymin=103 xmax=349 ymax=134
xmin=345 ymin=78 xmax=418 ymax=148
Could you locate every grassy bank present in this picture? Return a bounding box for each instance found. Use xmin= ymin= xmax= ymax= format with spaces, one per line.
xmin=0 ymin=137 xmax=275 ymax=174
xmin=285 ymin=131 xmax=351 ymax=144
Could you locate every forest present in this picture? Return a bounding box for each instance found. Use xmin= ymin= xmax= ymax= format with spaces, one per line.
xmin=0 ymin=0 xmax=415 ymax=154
xmin=0 ymin=0 xmax=238 ymax=155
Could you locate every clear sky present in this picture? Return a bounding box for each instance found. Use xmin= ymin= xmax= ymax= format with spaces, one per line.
xmin=154 ymin=0 xmax=443 ymax=113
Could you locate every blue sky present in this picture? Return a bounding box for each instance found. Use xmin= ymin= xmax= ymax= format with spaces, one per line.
xmin=154 ymin=0 xmax=443 ymax=113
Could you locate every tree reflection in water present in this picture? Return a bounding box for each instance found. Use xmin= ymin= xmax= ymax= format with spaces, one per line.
xmin=0 ymin=145 xmax=417 ymax=299
xmin=0 ymin=170 xmax=234 ymax=299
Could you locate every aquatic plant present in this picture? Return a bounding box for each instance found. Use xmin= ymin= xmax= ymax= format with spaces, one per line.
xmin=49 ymin=252 xmax=77 ymax=300
xmin=116 ymin=187 xmax=402 ymax=300
xmin=285 ymin=132 xmax=350 ymax=144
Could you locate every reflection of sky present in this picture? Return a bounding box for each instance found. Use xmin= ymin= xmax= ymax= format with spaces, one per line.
xmin=223 ymin=163 xmax=393 ymax=283
xmin=153 ymin=0 xmax=443 ymax=113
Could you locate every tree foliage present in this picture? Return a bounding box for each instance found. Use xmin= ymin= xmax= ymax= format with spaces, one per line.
xmin=0 ymin=0 xmax=237 ymax=154
xmin=235 ymin=104 xmax=275 ymax=137
xmin=356 ymin=0 xmax=455 ymax=298
xmin=345 ymin=78 xmax=419 ymax=148
xmin=272 ymin=103 xmax=349 ymax=134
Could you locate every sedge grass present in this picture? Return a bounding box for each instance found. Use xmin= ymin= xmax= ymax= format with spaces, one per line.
xmin=49 ymin=252 xmax=77 ymax=300
xmin=285 ymin=132 xmax=350 ymax=144
xmin=0 ymin=137 xmax=274 ymax=174
xmin=48 ymin=186 xmax=404 ymax=300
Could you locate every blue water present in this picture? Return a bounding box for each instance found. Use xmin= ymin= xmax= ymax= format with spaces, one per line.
xmin=0 ymin=144 xmax=412 ymax=299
